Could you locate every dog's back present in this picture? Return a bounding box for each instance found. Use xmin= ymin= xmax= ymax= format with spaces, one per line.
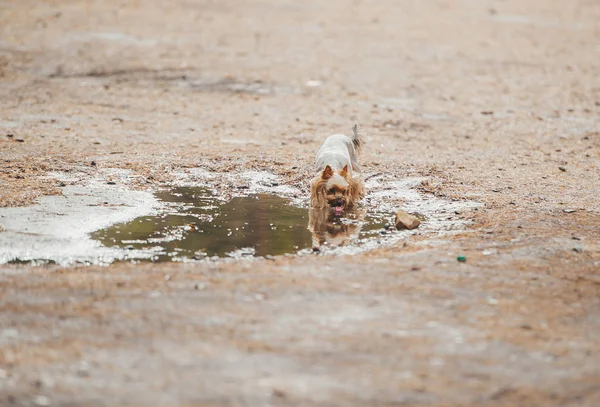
xmin=315 ymin=125 xmax=362 ymax=173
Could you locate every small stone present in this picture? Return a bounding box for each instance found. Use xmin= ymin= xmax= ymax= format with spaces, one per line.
xmin=457 ymin=255 xmax=467 ymax=263
xmin=77 ymin=361 xmax=91 ymax=377
xmin=558 ymin=166 xmax=566 ymax=172
xmin=519 ymin=323 xmax=533 ymax=330
xmin=395 ymin=210 xmax=421 ymax=230
xmin=563 ymin=209 xmax=576 ymax=213
xmin=272 ymin=388 xmax=287 ymax=398
xmin=573 ymin=246 xmax=583 ymax=253
xmin=32 ymin=395 xmax=50 ymax=406
xmin=195 ymin=283 xmax=207 ymax=290
xmin=106 ymin=181 xmax=116 ymax=185
xmin=16 ymin=139 xmax=25 ymax=143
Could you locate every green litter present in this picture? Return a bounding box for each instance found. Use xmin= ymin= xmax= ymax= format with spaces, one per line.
xmin=457 ymin=255 xmax=467 ymax=263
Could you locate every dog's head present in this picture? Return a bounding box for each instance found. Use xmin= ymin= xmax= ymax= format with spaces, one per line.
xmin=311 ymin=165 xmax=355 ymax=215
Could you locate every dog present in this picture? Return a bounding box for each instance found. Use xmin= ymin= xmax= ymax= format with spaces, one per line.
xmin=308 ymin=206 xmax=365 ymax=250
xmin=310 ymin=125 xmax=365 ymax=216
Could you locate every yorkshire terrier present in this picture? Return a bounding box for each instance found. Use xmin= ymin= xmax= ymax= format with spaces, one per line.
xmin=310 ymin=125 xmax=365 ymax=216
xmin=308 ymin=206 xmax=365 ymax=250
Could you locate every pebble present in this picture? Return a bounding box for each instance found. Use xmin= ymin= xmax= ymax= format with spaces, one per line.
xmin=559 ymin=166 xmax=567 ymax=172
xmin=33 ymin=395 xmax=50 ymax=406
xmin=305 ymin=80 xmax=322 ymax=87
xmin=77 ymin=362 xmax=91 ymax=378
xmin=563 ymin=209 xmax=576 ymax=213
xmin=573 ymin=246 xmax=584 ymax=253
xmin=395 ymin=210 xmax=421 ymax=230
xmin=272 ymin=388 xmax=287 ymax=398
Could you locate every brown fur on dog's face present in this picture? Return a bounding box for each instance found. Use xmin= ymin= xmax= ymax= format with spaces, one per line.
xmin=310 ymin=165 xmax=364 ymax=210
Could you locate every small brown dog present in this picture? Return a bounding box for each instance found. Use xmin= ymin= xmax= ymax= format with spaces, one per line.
xmin=310 ymin=125 xmax=365 ymax=215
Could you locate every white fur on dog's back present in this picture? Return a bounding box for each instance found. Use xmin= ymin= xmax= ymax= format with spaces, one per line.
xmin=315 ymin=134 xmax=360 ymax=174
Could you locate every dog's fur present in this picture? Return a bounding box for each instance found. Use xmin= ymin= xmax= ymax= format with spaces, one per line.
xmin=310 ymin=125 xmax=365 ymax=210
xmin=308 ymin=207 xmax=364 ymax=250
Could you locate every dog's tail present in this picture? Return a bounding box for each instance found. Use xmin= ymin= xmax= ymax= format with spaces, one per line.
xmin=351 ymin=124 xmax=363 ymax=154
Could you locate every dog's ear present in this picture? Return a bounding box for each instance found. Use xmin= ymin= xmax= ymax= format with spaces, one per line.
xmin=321 ymin=165 xmax=334 ymax=180
xmin=339 ymin=165 xmax=349 ymax=178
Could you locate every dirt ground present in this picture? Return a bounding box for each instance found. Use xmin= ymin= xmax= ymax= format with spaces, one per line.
xmin=1 ymin=0 xmax=600 ymax=406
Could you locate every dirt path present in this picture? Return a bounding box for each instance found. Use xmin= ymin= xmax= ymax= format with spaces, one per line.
xmin=1 ymin=0 xmax=600 ymax=406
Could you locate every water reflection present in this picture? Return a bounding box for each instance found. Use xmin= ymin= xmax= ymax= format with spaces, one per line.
xmin=308 ymin=207 xmax=366 ymax=250
xmin=92 ymin=187 xmax=387 ymax=261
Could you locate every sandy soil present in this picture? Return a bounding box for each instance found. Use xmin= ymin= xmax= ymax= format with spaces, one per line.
xmin=1 ymin=0 xmax=600 ymax=406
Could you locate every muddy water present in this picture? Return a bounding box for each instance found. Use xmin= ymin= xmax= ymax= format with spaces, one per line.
xmin=92 ymin=187 xmax=387 ymax=261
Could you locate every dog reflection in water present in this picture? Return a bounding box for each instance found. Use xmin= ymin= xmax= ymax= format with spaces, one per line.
xmin=308 ymin=207 xmax=365 ymax=251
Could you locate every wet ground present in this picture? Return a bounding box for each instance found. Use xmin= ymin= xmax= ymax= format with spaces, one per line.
xmin=1 ymin=0 xmax=600 ymax=406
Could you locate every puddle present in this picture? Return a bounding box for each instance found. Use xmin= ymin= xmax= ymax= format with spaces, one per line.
xmin=0 ymin=169 xmax=481 ymax=266
xmin=91 ymin=187 xmax=387 ymax=261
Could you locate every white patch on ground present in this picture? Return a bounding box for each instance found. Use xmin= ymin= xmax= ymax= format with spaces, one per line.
xmin=0 ymin=172 xmax=160 ymax=266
